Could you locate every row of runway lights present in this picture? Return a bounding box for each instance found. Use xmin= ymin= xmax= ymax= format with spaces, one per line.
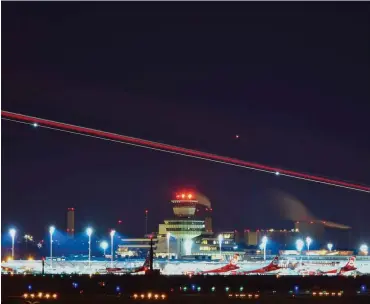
xmin=24 ymin=292 xmax=58 ymax=300
xmin=24 ymin=281 xmax=368 ymax=294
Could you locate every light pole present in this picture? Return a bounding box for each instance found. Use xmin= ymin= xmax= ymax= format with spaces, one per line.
xmin=360 ymin=244 xmax=368 ymax=255
xmin=327 ymin=243 xmax=333 ymax=252
xmin=9 ymin=229 xmax=16 ymax=259
xmin=218 ymin=234 xmax=223 ymax=259
xmin=86 ymin=227 xmax=93 ymax=268
xmin=110 ymin=230 xmax=116 ymax=268
xmin=261 ymin=236 xmax=268 ymax=261
xmin=167 ymin=232 xmax=171 ymax=260
xmin=49 ymin=226 xmax=55 ymax=269
xmin=306 ymin=237 xmax=312 ymax=257
xmin=296 ymin=239 xmax=304 ymax=253
xmin=100 ymin=241 xmax=108 ymax=257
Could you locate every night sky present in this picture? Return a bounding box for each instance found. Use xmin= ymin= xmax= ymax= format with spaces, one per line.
xmin=2 ymin=2 xmax=370 ymax=244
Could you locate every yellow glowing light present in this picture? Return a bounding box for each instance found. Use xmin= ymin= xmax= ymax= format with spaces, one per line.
xmin=23 ymin=293 xmax=28 ymax=298
xmin=30 ymin=294 xmax=35 ymax=298
xmin=38 ymin=292 xmax=43 ymax=298
xmin=312 ymin=292 xmax=316 ymax=296
xmin=133 ymin=294 xmax=138 ymax=299
xmin=154 ymin=294 xmax=159 ymax=299
xmin=161 ymin=294 xmax=166 ymax=299
xmin=255 ymin=294 xmax=260 ymax=298
xmin=6 ymin=257 xmax=13 ymax=262
xmin=52 ymin=293 xmax=57 ymax=299
xmin=28 ymin=256 xmax=34 ymax=261
xmin=148 ymin=293 xmax=152 ymax=299
xmin=45 ymin=293 xmax=50 ymax=299
xmin=188 ymin=194 xmax=193 ymax=199
xmin=140 ymin=294 xmax=145 ymax=299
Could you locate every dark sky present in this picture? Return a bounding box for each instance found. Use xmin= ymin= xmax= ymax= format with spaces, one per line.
xmin=2 ymin=2 xmax=370 ymax=244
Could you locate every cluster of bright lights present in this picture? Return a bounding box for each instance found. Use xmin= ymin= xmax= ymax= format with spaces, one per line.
xmin=228 ymin=293 xmax=259 ymax=299
xmin=24 ymin=293 xmax=57 ymax=299
xmin=176 ymin=193 xmax=194 ymax=199
xmin=360 ymin=244 xmax=368 ymax=255
xmin=312 ymin=291 xmax=342 ymax=297
xmin=100 ymin=241 xmax=108 ymax=250
xmin=132 ymin=293 xmax=166 ymax=300
xmin=296 ymin=239 xmax=304 ymax=252
xmin=86 ymin=227 xmax=93 ymax=237
xmin=259 ymin=236 xmax=268 ymax=249
xmin=306 ymin=237 xmax=312 ymax=248
xmin=9 ymin=228 xmax=16 ymax=238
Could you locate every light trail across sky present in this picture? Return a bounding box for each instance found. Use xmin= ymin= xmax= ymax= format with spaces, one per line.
xmin=2 ymin=110 xmax=369 ymax=193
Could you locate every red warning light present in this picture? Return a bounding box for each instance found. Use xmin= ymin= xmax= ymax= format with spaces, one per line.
xmin=235 ymin=135 xmax=239 ymax=139
xmin=176 ymin=194 xmax=180 ymax=199
xmin=145 ymin=209 xmax=148 ymax=214
xmin=118 ymin=220 xmax=122 ymax=224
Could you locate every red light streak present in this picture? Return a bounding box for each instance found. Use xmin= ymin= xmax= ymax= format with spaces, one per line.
xmin=1 ymin=110 xmax=369 ymax=193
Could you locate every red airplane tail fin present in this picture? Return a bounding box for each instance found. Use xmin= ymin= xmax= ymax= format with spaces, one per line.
xmin=229 ymin=254 xmax=239 ymax=266
xmin=344 ymin=256 xmax=356 ymax=270
xmin=268 ymin=256 xmax=279 ymax=268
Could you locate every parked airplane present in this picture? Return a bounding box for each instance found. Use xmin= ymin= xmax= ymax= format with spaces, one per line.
xmin=297 ymin=256 xmax=360 ymax=276
xmin=184 ymin=254 xmax=240 ymax=275
xmin=232 ymin=256 xmax=281 ymax=275
xmin=104 ymin=256 xmax=150 ymax=274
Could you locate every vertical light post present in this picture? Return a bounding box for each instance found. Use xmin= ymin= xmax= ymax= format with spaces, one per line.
xmin=110 ymin=230 xmax=116 ymax=268
xmin=296 ymin=239 xmax=304 ymax=253
xmin=327 ymin=243 xmax=333 ymax=252
xmin=49 ymin=226 xmax=55 ymax=269
xmin=261 ymin=236 xmax=268 ymax=261
xmin=218 ymin=234 xmax=223 ymax=259
xmin=86 ymin=227 xmax=93 ymax=268
xmin=100 ymin=241 xmax=108 ymax=257
xmin=9 ymin=229 xmax=16 ymax=259
xmin=167 ymin=232 xmax=171 ymax=260
xmin=306 ymin=237 xmax=312 ymax=258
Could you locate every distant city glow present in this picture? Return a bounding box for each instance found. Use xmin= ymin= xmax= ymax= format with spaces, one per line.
xmin=296 ymin=239 xmax=304 ymax=252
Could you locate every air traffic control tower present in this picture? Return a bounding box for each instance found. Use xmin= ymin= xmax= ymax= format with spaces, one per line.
xmin=158 ymin=191 xmax=212 ymax=257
